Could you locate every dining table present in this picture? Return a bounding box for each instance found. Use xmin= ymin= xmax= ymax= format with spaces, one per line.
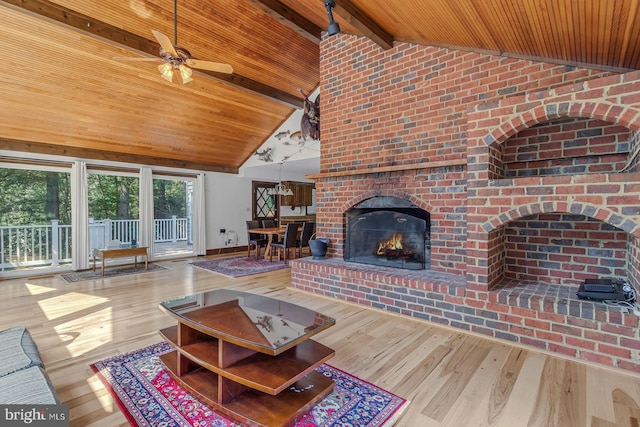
xmin=248 ymin=226 xmax=285 ymax=259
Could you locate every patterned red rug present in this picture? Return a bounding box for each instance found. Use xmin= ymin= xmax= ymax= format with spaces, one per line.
xmin=191 ymin=256 xmax=290 ymax=278
xmin=91 ymin=342 xmax=406 ymax=426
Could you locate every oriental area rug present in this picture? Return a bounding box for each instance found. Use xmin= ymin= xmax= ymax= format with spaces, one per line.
xmin=191 ymin=256 xmax=290 ymax=278
xmin=60 ymin=263 xmax=168 ymax=284
xmin=91 ymin=342 xmax=407 ymax=427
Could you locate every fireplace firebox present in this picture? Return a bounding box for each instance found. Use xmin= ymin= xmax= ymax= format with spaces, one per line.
xmin=344 ymin=197 xmax=430 ymax=270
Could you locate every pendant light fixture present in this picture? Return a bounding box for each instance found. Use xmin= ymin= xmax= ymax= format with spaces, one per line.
xmin=269 ymin=182 xmax=294 ymax=196
xmin=268 ymin=162 xmax=294 ymax=196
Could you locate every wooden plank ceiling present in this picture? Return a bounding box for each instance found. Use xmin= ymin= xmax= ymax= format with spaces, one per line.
xmin=0 ymin=0 xmax=638 ymax=172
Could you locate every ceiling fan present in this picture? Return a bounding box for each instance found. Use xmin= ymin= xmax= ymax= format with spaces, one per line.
xmin=115 ymin=0 xmax=233 ymax=84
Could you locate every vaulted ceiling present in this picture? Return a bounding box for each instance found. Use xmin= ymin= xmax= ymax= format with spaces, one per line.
xmin=1 ymin=0 xmax=638 ymax=172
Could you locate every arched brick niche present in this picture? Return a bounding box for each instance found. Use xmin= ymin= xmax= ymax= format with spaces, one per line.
xmin=467 ymin=72 xmax=640 ymax=291
xmin=478 ymin=201 xmax=640 ymax=289
xmin=501 ymin=117 xmax=633 ymax=178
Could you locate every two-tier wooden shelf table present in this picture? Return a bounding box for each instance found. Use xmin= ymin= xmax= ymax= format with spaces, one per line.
xmin=158 ymin=288 xmax=336 ymax=426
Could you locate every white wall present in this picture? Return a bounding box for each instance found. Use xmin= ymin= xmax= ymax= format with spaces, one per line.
xmin=203 ymin=166 xmax=316 ymax=251
xmin=240 ymin=88 xmax=320 ymax=172
xmin=204 ymin=172 xmax=253 ymax=250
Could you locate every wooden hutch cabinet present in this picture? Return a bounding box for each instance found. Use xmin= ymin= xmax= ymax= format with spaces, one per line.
xmin=279 ymin=181 xmax=314 ymax=207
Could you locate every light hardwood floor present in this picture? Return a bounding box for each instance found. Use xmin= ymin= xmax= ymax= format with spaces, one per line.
xmin=2 ymin=255 xmax=640 ymax=427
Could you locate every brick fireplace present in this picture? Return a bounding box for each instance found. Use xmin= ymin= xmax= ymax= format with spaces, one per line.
xmin=290 ymin=34 xmax=640 ymax=373
xmin=344 ymin=196 xmax=430 ymax=270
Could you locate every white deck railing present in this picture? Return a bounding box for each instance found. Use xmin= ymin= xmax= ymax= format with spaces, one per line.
xmin=0 ymin=217 xmax=189 ymax=271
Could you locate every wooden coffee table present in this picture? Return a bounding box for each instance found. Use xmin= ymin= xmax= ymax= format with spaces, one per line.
xmin=93 ymin=246 xmax=148 ymax=276
xmin=158 ymin=289 xmax=335 ymax=427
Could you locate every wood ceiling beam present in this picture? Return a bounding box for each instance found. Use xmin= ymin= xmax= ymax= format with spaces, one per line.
xmin=332 ymin=0 xmax=394 ymax=50
xmin=245 ymin=0 xmax=323 ymax=44
xmin=0 ymin=138 xmax=239 ymax=173
xmin=0 ymin=0 xmax=304 ymax=108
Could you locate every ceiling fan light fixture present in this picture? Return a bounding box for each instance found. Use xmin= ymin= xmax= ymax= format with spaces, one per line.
xmin=324 ymin=0 xmax=341 ymax=36
xmin=116 ymin=0 xmax=232 ymax=84
xmin=178 ymin=64 xmax=193 ymax=84
xmin=158 ymin=63 xmax=174 ymax=82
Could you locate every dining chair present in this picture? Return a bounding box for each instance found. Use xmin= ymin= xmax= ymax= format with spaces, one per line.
xmin=261 ymin=219 xmax=280 ymax=243
xmin=270 ymin=222 xmax=301 ymax=262
xmin=261 ymin=219 xmax=276 ymax=228
xmin=246 ymin=220 xmax=268 ymax=259
xmin=297 ymin=221 xmax=316 ymax=257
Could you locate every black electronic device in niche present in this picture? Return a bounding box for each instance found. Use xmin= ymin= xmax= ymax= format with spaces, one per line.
xmin=576 ymin=278 xmax=631 ymax=301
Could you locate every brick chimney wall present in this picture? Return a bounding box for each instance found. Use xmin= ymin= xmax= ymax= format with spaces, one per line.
xmin=317 ymin=34 xmax=612 ymax=272
xmin=291 ymin=33 xmax=640 ymax=373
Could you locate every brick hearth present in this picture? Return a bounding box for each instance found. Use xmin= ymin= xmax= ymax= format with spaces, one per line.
xmin=291 ymin=258 xmax=639 ymax=372
xmin=293 ymin=33 xmax=640 ymax=373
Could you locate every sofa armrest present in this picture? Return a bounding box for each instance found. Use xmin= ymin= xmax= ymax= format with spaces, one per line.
xmin=0 ymin=366 xmax=59 ymax=404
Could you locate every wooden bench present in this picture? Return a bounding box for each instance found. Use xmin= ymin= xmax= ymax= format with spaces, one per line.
xmin=93 ymin=247 xmax=148 ymax=276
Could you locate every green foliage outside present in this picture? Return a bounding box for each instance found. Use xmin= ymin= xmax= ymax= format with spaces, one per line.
xmin=88 ymin=175 xmax=187 ymax=220
xmin=88 ymin=174 xmax=139 ymax=220
xmin=153 ymin=179 xmax=188 ymax=219
xmin=0 ymin=169 xmax=71 ymax=225
xmin=0 ymin=168 xmax=189 ymax=225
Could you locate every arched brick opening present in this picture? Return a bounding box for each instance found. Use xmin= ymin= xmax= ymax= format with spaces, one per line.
xmin=480 ymin=104 xmax=640 ymax=181
xmin=479 ymin=202 xmax=640 ymax=288
xmin=340 ymin=189 xmax=435 ymax=215
xmin=483 ymin=101 xmax=640 ymax=148
xmin=482 ymin=202 xmax=640 ymax=236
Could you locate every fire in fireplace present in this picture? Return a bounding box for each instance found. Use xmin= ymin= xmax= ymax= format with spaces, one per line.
xmin=377 ymin=233 xmax=404 ymax=256
xmin=376 ymin=232 xmax=418 ymax=262
xmin=344 ymin=197 xmax=430 ymax=270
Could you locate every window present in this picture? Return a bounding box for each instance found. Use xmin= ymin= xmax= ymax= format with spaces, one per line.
xmin=252 ymin=181 xmax=278 ymax=221
xmin=0 ymin=159 xmax=200 ymax=275
xmin=0 ymin=165 xmax=71 ymax=271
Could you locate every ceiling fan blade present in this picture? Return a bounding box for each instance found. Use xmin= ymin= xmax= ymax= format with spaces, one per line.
xmin=188 ymin=59 xmax=233 ymax=74
xmin=113 ymin=56 xmax=161 ymax=62
xmin=151 ymin=30 xmax=178 ymax=57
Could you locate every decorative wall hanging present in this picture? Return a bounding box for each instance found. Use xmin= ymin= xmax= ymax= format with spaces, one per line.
xmin=274 ymin=130 xmax=290 ymax=140
xmin=255 ymin=147 xmax=273 ymax=162
xmin=298 ymin=89 xmax=320 ymax=141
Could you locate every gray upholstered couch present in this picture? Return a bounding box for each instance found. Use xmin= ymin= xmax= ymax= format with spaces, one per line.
xmin=0 ymin=326 xmax=59 ymax=404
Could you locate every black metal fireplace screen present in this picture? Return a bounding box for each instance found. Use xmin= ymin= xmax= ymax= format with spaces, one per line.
xmin=344 ymin=197 xmax=430 ymax=270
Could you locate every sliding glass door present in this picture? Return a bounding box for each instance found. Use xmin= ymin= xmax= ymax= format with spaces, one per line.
xmin=0 ymin=165 xmax=72 ymax=273
xmin=152 ymin=176 xmax=194 ymax=259
xmin=87 ymin=170 xmax=139 ymax=265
